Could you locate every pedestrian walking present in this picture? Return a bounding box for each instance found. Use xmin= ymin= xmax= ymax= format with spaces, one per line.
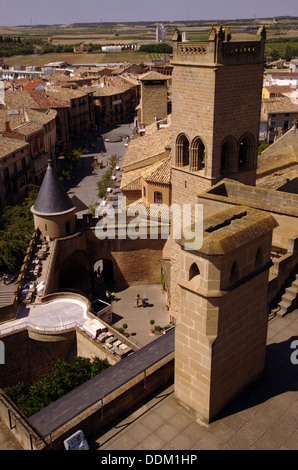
xmin=134 ymin=294 xmax=140 ymax=307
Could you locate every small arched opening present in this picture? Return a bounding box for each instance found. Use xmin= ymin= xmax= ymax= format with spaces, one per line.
xmin=238 ymin=133 xmax=255 ymax=170
xmin=221 ymin=136 xmax=237 ymax=174
xmin=176 ymin=133 xmax=190 ymax=167
xmin=255 ymin=247 xmax=263 ymax=269
xmin=230 ymin=260 xmax=239 ymax=285
xmin=94 ymin=258 xmax=114 ymax=285
xmin=59 ymin=249 xmax=90 ymax=295
xmin=189 ymin=262 xmax=200 ymax=281
xmin=190 ymin=137 xmax=206 ymax=171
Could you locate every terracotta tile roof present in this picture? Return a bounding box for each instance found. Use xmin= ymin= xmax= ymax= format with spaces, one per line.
xmin=12 ymin=120 xmax=43 ymax=136
xmin=31 ymin=89 xmax=69 ymax=108
xmin=25 ymin=108 xmax=57 ymax=125
xmin=4 ymin=89 xmax=40 ymax=109
xmin=271 ymin=71 xmax=298 ymax=78
xmin=257 ymin=125 xmax=298 ymax=183
xmin=0 ymin=106 xmax=56 ymax=135
xmin=120 ymin=172 xmax=142 ymax=191
xmin=144 ymin=156 xmax=171 ymax=184
xmin=0 ymin=109 xmax=24 ymax=133
xmin=44 ymin=85 xmax=93 ymax=102
xmin=0 ymin=135 xmax=29 ymax=158
xmin=4 ymin=89 xmax=67 ymax=110
xmin=23 ymin=78 xmax=44 ymax=91
xmin=121 ymin=157 xmax=171 ymax=191
xmin=140 ymin=71 xmax=168 ymax=81
xmin=91 ymin=85 xmax=124 ymax=97
xmin=263 ymin=97 xmax=298 ymax=114
xmin=264 ymin=85 xmax=297 ymax=95
xmin=12 ymin=78 xmax=29 ymax=85
xmin=122 ymin=115 xmax=172 ymax=170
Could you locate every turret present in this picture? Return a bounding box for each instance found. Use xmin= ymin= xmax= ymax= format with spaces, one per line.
xmin=31 ymin=159 xmax=76 ymax=239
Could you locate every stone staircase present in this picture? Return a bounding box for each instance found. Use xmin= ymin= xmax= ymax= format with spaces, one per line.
xmin=276 ymin=272 xmax=298 ymax=317
xmin=0 ymin=283 xmax=16 ymax=307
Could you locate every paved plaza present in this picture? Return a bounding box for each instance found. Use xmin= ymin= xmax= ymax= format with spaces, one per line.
xmin=65 ymin=120 xmax=135 ymax=216
xmin=110 ymin=284 xmax=171 ymax=347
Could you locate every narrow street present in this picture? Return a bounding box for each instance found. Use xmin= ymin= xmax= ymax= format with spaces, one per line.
xmin=64 ymin=118 xmax=135 ymax=217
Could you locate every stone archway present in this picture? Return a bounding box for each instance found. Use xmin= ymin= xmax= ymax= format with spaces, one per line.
xmin=220 ymin=136 xmax=238 ymax=174
xmin=238 ymin=133 xmax=255 ymax=170
xmin=58 ymin=249 xmax=91 ymax=295
xmin=175 ymin=133 xmax=190 ymax=167
xmin=190 ymin=136 xmax=206 ymax=172
xmin=94 ymin=258 xmax=114 ymax=284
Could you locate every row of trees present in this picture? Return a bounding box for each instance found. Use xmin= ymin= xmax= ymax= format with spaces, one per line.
xmin=266 ymin=37 xmax=298 ymax=62
xmin=0 ymin=186 xmax=39 ymax=273
xmin=268 ymin=45 xmax=298 ymax=62
xmin=139 ymin=43 xmax=173 ymax=54
xmin=40 ymin=43 xmax=75 ymax=55
xmin=97 ymin=154 xmax=120 ymax=199
xmin=4 ymin=357 xmax=110 ymax=417
xmin=0 ymin=35 xmax=43 ymax=57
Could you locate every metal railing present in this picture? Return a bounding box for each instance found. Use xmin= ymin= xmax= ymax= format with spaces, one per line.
xmin=0 ymin=320 xmax=81 ymax=338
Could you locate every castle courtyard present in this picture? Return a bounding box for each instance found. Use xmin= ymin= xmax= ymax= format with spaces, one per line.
xmin=1 ymin=305 xmax=297 ymax=450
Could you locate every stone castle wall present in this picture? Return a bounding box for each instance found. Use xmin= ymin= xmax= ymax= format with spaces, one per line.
xmin=0 ymin=329 xmax=76 ymax=389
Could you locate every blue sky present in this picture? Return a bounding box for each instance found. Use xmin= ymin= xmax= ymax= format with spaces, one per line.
xmin=0 ymin=0 xmax=297 ymax=26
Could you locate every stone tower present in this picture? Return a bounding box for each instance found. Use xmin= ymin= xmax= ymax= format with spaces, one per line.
xmin=170 ymin=25 xmax=266 ymax=207
xmin=170 ymin=26 xmax=266 ymax=320
xmin=138 ymin=71 xmax=168 ymax=128
xmin=31 ymin=159 xmax=76 ymax=240
xmin=169 ymin=26 xmax=274 ymax=422
xmin=174 ymin=206 xmax=278 ymax=423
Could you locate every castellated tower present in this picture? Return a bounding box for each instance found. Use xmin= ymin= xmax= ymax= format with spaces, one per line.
xmin=170 ymin=26 xmax=267 ymax=321
xmin=174 ymin=206 xmax=278 ymax=423
xmin=169 ymin=26 xmax=275 ymax=422
xmin=171 ymin=25 xmax=266 ymax=206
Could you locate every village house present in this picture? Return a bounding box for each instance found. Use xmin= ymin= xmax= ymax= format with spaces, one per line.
xmin=260 ymin=96 xmax=298 ymax=144
xmin=0 ymin=135 xmax=30 ymax=209
xmin=91 ymin=75 xmax=139 ymax=127
xmin=120 ymin=116 xmax=171 ymax=209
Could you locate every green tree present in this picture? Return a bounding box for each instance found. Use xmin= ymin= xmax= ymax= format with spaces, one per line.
xmin=4 ymin=356 xmax=110 ymax=417
xmin=0 ymin=185 xmax=39 ymax=272
xmin=59 ymin=148 xmax=82 ymax=181
xmin=96 ymin=154 xmax=120 ymax=199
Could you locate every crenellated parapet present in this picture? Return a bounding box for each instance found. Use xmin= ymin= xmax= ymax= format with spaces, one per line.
xmin=172 ymin=25 xmax=266 ymax=66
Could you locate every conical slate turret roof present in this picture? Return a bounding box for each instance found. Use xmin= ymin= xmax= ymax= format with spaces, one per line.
xmin=32 ymin=159 xmax=75 ymax=215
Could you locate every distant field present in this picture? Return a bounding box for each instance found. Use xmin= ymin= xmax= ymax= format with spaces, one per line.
xmin=3 ymin=50 xmax=154 ymax=66
xmin=265 ymin=39 xmax=298 ymax=57
xmin=1 ymin=19 xmax=298 ymax=67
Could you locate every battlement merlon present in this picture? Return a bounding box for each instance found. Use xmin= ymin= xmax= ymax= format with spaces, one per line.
xmin=171 ymin=25 xmax=266 ymax=67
